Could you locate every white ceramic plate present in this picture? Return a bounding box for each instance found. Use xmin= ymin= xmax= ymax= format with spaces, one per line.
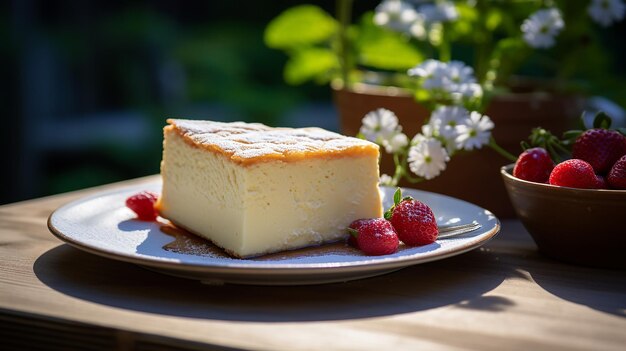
xmin=48 ymin=181 xmax=500 ymax=285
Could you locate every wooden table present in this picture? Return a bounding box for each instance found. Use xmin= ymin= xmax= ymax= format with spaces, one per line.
xmin=1 ymin=176 xmax=625 ymax=351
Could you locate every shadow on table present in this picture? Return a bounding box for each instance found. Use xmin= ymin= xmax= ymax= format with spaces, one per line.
xmin=524 ymin=257 xmax=626 ymax=318
xmin=34 ymin=244 xmax=511 ymax=322
xmin=497 ymin=220 xmax=626 ymax=318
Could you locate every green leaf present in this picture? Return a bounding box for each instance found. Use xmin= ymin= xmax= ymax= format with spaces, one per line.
xmin=575 ymin=112 xmax=587 ymax=130
xmin=562 ymin=130 xmax=583 ymax=140
xmin=384 ymin=187 xmax=403 ymax=220
xmin=264 ymin=5 xmax=338 ymax=49
xmin=448 ymin=3 xmax=478 ymax=40
xmin=358 ymin=36 xmax=423 ymax=70
xmin=393 ymin=188 xmax=402 ymax=205
xmin=485 ymin=9 xmax=503 ymax=31
xmin=486 ymin=38 xmax=526 ymax=84
xmin=495 ymin=38 xmax=525 ymax=55
xmin=347 ymin=228 xmax=359 ymax=237
xmin=617 ymin=128 xmax=626 ymax=136
xmin=520 ymin=141 xmax=530 ymax=151
xmin=355 ymin=12 xmax=423 ymax=70
xmin=414 ymin=89 xmax=431 ymax=103
xmin=526 ymin=127 xmax=572 ymax=161
xmin=456 ymin=3 xmax=479 ymax=22
xmin=384 ymin=209 xmax=393 ymax=220
xmin=592 ymin=111 xmax=612 ymax=129
xmin=283 ymin=48 xmax=338 ymax=85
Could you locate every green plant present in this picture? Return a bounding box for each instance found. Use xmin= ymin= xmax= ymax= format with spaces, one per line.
xmin=264 ymin=1 xmax=423 ymax=86
xmin=265 ymin=0 xmax=625 ymax=186
xmin=265 ymin=1 xmax=624 ymax=96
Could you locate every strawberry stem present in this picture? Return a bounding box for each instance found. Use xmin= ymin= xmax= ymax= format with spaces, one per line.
xmin=347 ymin=228 xmax=359 ymax=237
xmin=523 ymin=128 xmax=572 ymax=162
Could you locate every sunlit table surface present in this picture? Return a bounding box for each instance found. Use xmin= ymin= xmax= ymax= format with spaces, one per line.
xmin=1 ymin=175 xmax=624 ymax=351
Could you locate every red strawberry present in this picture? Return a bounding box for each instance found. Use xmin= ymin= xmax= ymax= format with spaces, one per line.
xmin=125 ymin=191 xmax=159 ymax=221
xmin=386 ymin=189 xmax=438 ymax=246
xmin=549 ymin=159 xmax=601 ymax=189
xmin=348 ymin=218 xmax=399 ymax=256
xmin=572 ymin=129 xmax=626 ymax=174
xmin=607 ymin=155 xmax=626 ymax=189
xmin=347 ymin=219 xmax=370 ymax=248
xmin=513 ymin=147 xmax=555 ymax=183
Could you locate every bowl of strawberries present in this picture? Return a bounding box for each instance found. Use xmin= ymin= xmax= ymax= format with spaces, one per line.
xmin=501 ymin=112 xmax=626 ymax=268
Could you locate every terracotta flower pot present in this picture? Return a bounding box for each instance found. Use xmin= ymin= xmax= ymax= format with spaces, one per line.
xmin=333 ymin=84 xmax=584 ymax=218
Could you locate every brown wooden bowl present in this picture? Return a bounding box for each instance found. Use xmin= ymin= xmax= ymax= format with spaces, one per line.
xmin=501 ymin=164 xmax=626 ymax=269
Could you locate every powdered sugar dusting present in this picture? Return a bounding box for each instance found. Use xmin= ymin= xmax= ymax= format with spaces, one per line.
xmin=168 ymin=119 xmax=377 ymax=162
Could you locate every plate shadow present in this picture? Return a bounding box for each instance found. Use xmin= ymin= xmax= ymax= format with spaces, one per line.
xmin=34 ymin=244 xmax=509 ymax=322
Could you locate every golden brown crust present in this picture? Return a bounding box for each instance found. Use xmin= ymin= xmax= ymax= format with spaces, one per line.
xmin=165 ymin=119 xmax=379 ymax=166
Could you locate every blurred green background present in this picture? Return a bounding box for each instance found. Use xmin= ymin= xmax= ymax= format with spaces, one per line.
xmin=1 ymin=0 xmax=381 ymax=204
xmin=1 ymin=0 xmax=625 ymax=204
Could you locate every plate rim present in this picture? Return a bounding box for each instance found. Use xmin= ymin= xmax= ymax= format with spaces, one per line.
xmin=47 ymin=183 xmax=500 ymax=275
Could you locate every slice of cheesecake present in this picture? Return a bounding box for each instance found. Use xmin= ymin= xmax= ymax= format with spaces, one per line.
xmin=155 ymin=119 xmax=383 ymax=258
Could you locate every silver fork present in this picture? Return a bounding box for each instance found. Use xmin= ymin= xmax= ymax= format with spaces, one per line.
xmin=437 ymin=221 xmax=481 ymax=239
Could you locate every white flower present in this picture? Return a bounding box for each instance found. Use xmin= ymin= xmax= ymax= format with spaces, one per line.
xmin=382 ymin=132 xmax=409 ymax=153
xmin=408 ymin=137 xmax=450 ymax=180
xmin=419 ymin=1 xmax=458 ymax=23
xmin=374 ymin=0 xmax=420 ymax=32
xmin=380 ymin=174 xmax=394 ymax=186
xmin=455 ymin=111 xmax=494 ymax=150
xmin=360 ymin=108 xmax=401 ymax=143
xmin=428 ymin=106 xmax=469 ymax=152
xmin=420 ymin=124 xmax=435 ymax=139
xmin=408 ymin=60 xmax=481 ymax=101
xmin=446 ymin=61 xmax=476 ymax=85
xmin=588 ymin=0 xmax=625 ymax=27
xmin=408 ymin=59 xmax=448 ymax=90
xmin=456 ymin=83 xmax=483 ymax=99
xmin=443 ymin=61 xmax=481 ymax=101
xmin=409 ymin=17 xmax=428 ymax=39
xmin=521 ymin=8 xmax=565 ymax=49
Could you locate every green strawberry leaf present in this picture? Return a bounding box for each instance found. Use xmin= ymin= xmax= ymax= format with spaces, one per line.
xmin=562 ymin=130 xmax=583 ymax=140
xmin=385 ymin=189 xmax=414 ymax=220
xmin=617 ymin=127 xmax=626 ymax=136
xmin=593 ymin=111 xmax=612 ymax=129
xmin=347 ymin=228 xmax=359 ymax=237
xmin=562 ymin=130 xmax=583 ymax=147
xmin=393 ymin=188 xmax=402 ymax=205
xmin=384 ymin=208 xmax=393 ymax=220
xmin=576 ymin=112 xmax=587 ymax=130
xmin=525 ymin=127 xmax=573 ymax=162
xmin=520 ymin=141 xmax=530 ymax=151
xmin=384 ymin=188 xmax=402 ymax=220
